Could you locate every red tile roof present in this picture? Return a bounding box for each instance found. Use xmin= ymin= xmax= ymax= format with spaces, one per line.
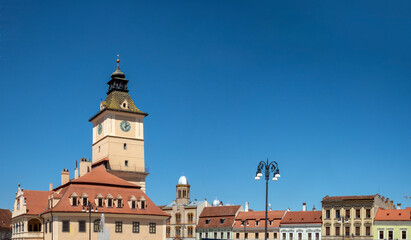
xmin=374 ymin=208 xmax=411 ymax=221
xmin=233 ymin=211 xmax=285 ymax=229
xmin=197 ymin=205 xmax=241 ymax=229
xmin=55 ymin=165 xmax=139 ymax=191
xmin=23 ymin=190 xmax=51 ymax=215
xmin=43 ymin=166 xmax=167 ymax=217
xmin=322 ymin=195 xmax=376 ymax=201
xmin=280 ymin=211 xmax=322 ymax=225
xmin=0 ymin=209 xmax=11 ymax=229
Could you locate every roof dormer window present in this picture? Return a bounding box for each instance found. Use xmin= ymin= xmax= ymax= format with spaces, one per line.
xmin=205 ymin=219 xmax=211 ymax=225
xmin=220 ymin=218 xmax=225 ymax=224
xmin=120 ymin=99 xmax=129 ymax=109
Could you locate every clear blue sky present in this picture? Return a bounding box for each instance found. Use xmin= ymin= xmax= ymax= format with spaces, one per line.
xmin=1 ymin=1 xmax=410 ymax=211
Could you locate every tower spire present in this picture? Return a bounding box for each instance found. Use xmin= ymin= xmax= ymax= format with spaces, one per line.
xmin=107 ymin=55 xmax=128 ymax=94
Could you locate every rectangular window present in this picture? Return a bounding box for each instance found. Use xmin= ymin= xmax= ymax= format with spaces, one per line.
xmin=115 ymin=221 xmax=122 ymax=233
xmin=149 ymin=223 xmax=156 ymax=234
xmin=388 ymin=231 xmax=393 ymax=240
xmin=266 ymin=233 xmax=269 ymax=239
xmin=336 ymin=226 xmax=340 ymax=236
xmin=255 ymin=220 xmax=259 ymax=226
xmin=298 ymin=232 xmax=302 ymax=240
xmin=108 ymin=199 xmax=113 ymax=207
xmin=255 ymin=233 xmax=259 ymax=239
xmin=72 ymin=197 xmax=78 ymax=206
xmin=274 ymin=232 xmax=278 ymax=239
xmin=45 ymin=221 xmax=48 ymax=233
xmin=117 ymin=199 xmax=122 ymax=208
xmin=402 ymin=230 xmax=406 ymax=240
xmin=245 ymin=233 xmax=248 ymax=239
xmin=308 ymin=233 xmax=312 ymax=240
xmin=188 ymin=226 xmax=193 ymax=237
xmin=345 ymin=208 xmax=350 ymax=218
xmin=366 ymin=226 xmax=370 ymax=236
xmin=356 ymin=227 xmax=360 ymax=236
xmin=379 ymin=231 xmax=384 ymax=239
xmin=366 ymin=209 xmax=371 ymax=218
xmin=83 ymin=198 xmax=88 ymax=207
xmin=221 ymin=232 xmax=224 ymax=239
xmin=326 ymin=227 xmax=330 ymax=236
xmin=132 ymin=222 xmax=139 ymax=233
xmin=236 ymin=233 xmax=240 ymax=239
xmin=131 ymin=200 xmax=136 ymax=209
xmin=326 ymin=210 xmax=330 ymax=218
xmin=78 ymin=221 xmax=86 ymax=232
xmin=356 ymin=209 xmax=361 ymax=218
xmin=290 ymin=233 xmax=293 ymax=240
xmin=315 ymin=233 xmax=319 ymax=240
xmin=166 ymin=227 xmax=170 ymax=237
xmin=49 ymin=221 xmax=52 ymax=232
xmin=62 ymin=220 xmax=70 ymax=232
xmin=98 ymin=198 xmax=103 ymax=207
xmin=141 ymin=200 xmax=146 ymax=209
xmin=345 ymin=226 xmax=350 ymax=236
xmin=283 ymin=233 xmax=286 ymax=240
xmin=336 ymin=209 xmax=340 ymax=218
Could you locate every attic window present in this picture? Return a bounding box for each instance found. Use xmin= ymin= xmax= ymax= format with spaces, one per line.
xmin=82 ymin=197 xmax=88 ymax=207
xmin=117 ymin=199 xmax=122 ymax=208
xmin=269 ymin=220 xmax=273 ymax=225
xmin=255 ymin=220 xmax=259 ymax=226
xmin=131 ymin=200 xmax=136 ymax=209
xmin=121 ymin=100 xmax=129 ymax=109
xmin=98 ymin=198 xmax=103 ymax=207
xmin=141 ymin=200 xmax=146 ymax=209
xmin=220 ymin=218 xmax=225 ymax=224
xmin=205 ymin=219 xmax=211 ymax=224
xmin=72 ymin=197 xmax=78 ymax=206
xmin=108 ymin=198 xmax=113 ymax=207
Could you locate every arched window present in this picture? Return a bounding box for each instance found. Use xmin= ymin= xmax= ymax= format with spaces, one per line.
xmin=166 ymin=226 xmax=171 ymax=237
xmin=94 ymin=219 xmax=101 ymax=232
xmin=123 ymin=143 xmax=127 ymax=150
xmin=188 ymin=226 xmax=193 ymax=237
xmin=178 ymin=190 xmax=181 ymax=198
xmin=175 ymin=213 xmax=181 ymax=223
xmin=28 ymin=219 xmax=41 ymax=232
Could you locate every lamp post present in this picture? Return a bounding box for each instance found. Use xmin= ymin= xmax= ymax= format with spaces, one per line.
xmin=255 ymin=159 xmax=280 ymax=240
xmin=338 ymin=216 xmax=349 ymax=240
xmin=82 ymin=201 xmax=98 ymax=240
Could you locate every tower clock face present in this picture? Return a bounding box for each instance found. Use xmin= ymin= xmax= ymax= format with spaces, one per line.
xmin=120 ymin=121 xmax=131 ymax=132
xmin=98 ymin=124 xmax=102 ymax=135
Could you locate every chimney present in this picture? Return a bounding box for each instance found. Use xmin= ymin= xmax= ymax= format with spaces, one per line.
xmin=312 ymin=205 xmax=316 ymax=211
xmin=61 ymin=169 xmax=69 ymax=185
xmin=49 ymin=183 xmax=53 ymax=191
xmin=74 ymin=160 xmax=79 ymax=179
xmin=79 ymin=158 xmax=92 ymax=177
xmin=245 ymin=202 xmax=249 ymax=212
xmin=303 ymin=202 xmax=307 ymax=211
xmin=397 ymin=203 xmax=401 ymax=209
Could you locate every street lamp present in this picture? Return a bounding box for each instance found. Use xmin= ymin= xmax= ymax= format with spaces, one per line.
xmin=82 ymin=201 xmax=98 ymax=240
xmin=337 ymin=216 xmax=349 ymax=240
xmin=255 ymin=159 xmax=280 ymax=240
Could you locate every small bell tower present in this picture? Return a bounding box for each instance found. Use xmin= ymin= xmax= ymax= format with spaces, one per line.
xmin=176 ymin=175 xmax=190 ymax=205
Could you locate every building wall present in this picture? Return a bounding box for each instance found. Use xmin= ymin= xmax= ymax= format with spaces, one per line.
xmin=41 ymin=212 xmax=166 ymax=240
xmin=232 ymin=229 xmax=280 ymax=240
xmin=197 ymin=228 xmax=233 ymax=240
xmin=374 ymin=221 xmax=411 ymax=240
xmin=321 ymin=196 xmax=392 ymax=240
xmin=280 ymin=224 xmax=321 ymax=240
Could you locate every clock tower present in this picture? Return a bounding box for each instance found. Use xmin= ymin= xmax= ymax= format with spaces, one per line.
xmin=89 ymin=58 xmax=149 ymax=192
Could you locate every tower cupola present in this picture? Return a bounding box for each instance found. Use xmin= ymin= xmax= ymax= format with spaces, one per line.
xmin=176 ymin=175 xmax=190 ymax=205
xmin=107 ymin=58 xmax=129 ymax=94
